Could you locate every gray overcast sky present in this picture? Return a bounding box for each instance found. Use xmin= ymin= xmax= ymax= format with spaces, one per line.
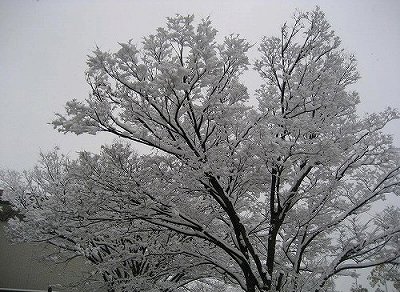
xmin=1 ymin=0 xmax=399 ymax=170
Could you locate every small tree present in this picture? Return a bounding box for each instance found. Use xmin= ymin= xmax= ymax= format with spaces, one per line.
xmin=2 ymin=8 xmax=400 ymax=292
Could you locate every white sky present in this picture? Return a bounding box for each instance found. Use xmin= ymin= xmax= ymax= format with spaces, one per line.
xmin=1 ymin=0 xmax=399 ymax=172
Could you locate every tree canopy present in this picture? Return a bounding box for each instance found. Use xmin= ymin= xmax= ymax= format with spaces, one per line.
xmin=1 ymin=8 xmax=399 ymax=292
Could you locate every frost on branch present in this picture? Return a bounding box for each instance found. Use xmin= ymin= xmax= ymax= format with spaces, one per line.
xmin=2 ymin=9 xmax=400 ymax=292
xmin=53 ymin=14 xmax=254 ymax=160
xmin=1 ymin=145 xmax=215 ymax=291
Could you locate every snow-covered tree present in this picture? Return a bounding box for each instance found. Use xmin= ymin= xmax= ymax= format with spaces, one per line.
xmin=1 ymin=145 xmax=212 ymax=292
xmin=1 ymin=8 xmax=399 ymax=292
xmin=369 ymin=261 xmax=400 ymax=292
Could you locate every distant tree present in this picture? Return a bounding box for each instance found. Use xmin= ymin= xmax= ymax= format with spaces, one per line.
xmin=1 ymin=8 xmax=400 ymax=292
xmin=350 ymin=284 xmax=369 ymax=292
xmin=0 ymin=189 xmax=21 ymax=221
xmin=369 ymin=262 xmax=400 ymax=292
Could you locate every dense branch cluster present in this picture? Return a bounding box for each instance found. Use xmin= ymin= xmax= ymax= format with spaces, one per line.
xmin=1 ymin=8 xmax=399 ymax=292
